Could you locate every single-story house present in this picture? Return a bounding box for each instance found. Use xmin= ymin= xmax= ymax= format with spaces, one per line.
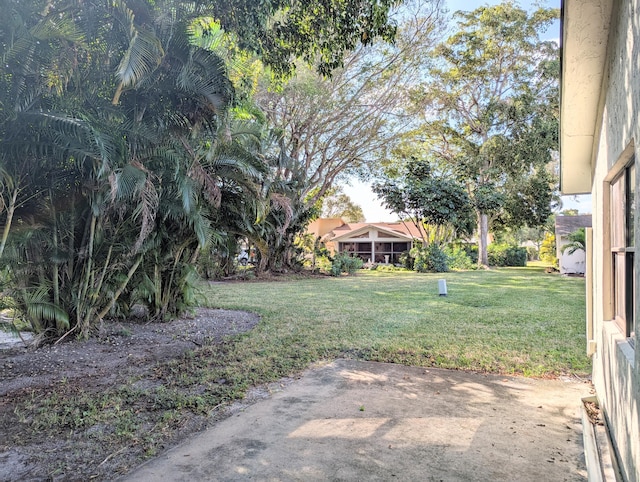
xmin=555 ymin=214 xmax=592 ymax=275
xmin=561 ymin=0 xmax=639 ymax=479
xmin=307 ymin=218 xmax=423 ymax=264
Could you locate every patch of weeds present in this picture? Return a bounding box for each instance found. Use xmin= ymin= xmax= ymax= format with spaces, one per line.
xmin=113 ymin=413 xmax=141 ymax=439
xmin=356 ymin=345 xmax=439 ymax=367
xmin=26 ymin=391 xmax=96 ymax=432
xmin=116 ymin=326 xmax=133 ymax=337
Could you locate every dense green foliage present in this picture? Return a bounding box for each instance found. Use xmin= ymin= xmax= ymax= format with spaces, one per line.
xmin=443 ymin=245 xmax=477 ymax=270
xmin=417 ymin=3 xmax=560 ymax=265
xmin=330 ymin=253 xmax=364 ymax=276
xmin=487 ymin=244 xmax=528 ymax=267
xmin=1 ymin=0 xmax=243 ymax=337
xmin=402 ymin=242 xmax=477 ymax=273
xmin=411 ymin=244 xmax=449 ymax=273
xmin=0 ymin=0 xmax=399 ymax=339
xmin=373 ymin=157 xmax=474 ymax=246
xmin=208 ymin=0 xmax=399 ymax=77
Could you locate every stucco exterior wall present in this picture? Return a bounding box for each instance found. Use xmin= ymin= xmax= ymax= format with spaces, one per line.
xmin=307 ymin=218 xmax=345 ymax=239
xmin=590 ymin=1 xmax=640 ymax=480
xmin=557 ymin=244 xmax=586 ymax=275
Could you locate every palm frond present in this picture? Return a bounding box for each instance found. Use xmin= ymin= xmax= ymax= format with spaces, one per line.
xmin=109 ymin=163 xmax=147 ymax=202
xmin=131 ymin=174 xmax=159 ymax=253
xmin=19 ymin=285 xmax=70 ymax=333
xmin=561 ymin=228 xmax=586 ymax=255
xmin=178 ymin=176 xmax=198 ymax=214
xmin=30 ymin=12 xmax=85 ymax=44
xmin=188 ymin=159 xmax=222 ymax=207
xmin=208 ymin=154 xmax=264 ymax=180
xmin=269 ymin=193 xmax=294 ymax=234
xmin=186 ymin=17 xmax=225 ymax=52
xmin=177 ymin=48 xmax=233 ymax=111
xmin=4 ymin=36 xmax=35 ymax=65
xmin=116 ymin=27 xmax=165 ymax=91
xmin=16 ymin=111 xmax=120 ymax=177
xmin=188 ymin=207 xmax=212 ymax=247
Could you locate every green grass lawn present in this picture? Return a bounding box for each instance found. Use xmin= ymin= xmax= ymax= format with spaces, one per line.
xmin=198 ymin=266 xmax=590 ymax=379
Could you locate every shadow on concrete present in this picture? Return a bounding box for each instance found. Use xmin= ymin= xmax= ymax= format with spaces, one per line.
xmin=124 ymin=359 xmax=590 ymax=481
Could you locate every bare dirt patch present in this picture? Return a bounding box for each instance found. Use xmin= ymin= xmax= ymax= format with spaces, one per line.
xmin=0 ymin=308 xmax=260 ymax=481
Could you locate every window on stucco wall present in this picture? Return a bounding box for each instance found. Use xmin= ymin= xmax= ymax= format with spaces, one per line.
xmin=610 ymin=159 xmax=635 ymax=339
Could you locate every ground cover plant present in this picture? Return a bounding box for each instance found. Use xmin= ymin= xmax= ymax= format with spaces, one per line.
xmin=0 ymin=267 xmax=589 ymax=480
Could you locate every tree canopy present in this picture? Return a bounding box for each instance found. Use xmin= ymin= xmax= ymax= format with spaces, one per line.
xmin=204 ymin=0 xmax=400 ymax=76
xmin=0 ymin=0 xmax=403 ymax=340
xmin=0 ymin=0 xmax=565 ymax=338
xmin=415 ymin=3 xmax=560 ymax=265
xmin=322 ymin=188 xmax=366 ymax=223
xmin=248 ymin=0 xmax=444 ymax=268
xmin=373 ymin=157 xmax=473 ymax=245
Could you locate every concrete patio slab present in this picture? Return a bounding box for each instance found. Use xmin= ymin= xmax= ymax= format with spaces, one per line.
xmin=124 ymin=359 xmax=590 ymax=481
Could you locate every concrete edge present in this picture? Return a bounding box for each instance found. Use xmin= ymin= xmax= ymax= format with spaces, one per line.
xmin=581 ymin=396 xmax=622 ymax=482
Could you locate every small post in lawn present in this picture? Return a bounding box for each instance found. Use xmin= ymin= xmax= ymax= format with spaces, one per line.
xmin=438 ymin=279 xmax=447 ymax=296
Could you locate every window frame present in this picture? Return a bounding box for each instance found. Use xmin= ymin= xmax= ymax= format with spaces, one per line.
xmin=373 ymin=241 xmax=411 ymax=264
xmin=609 ymin=159 xmax=636 ymax=339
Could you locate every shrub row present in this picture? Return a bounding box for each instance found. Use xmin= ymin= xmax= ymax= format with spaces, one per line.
xmin=317 ymin=242 xmax=526 ymax=276
xmin=330 ymin=253 xmax=364 ymax=276
xmin=487 ymin=243 xmax=527 ymax=267
xmin=400 ymin=242 xmax=526 ymax=272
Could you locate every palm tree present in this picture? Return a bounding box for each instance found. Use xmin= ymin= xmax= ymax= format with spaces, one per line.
xmin=0 ymin=0 xmax=244 ymax=338
xmin=561 ymin=228 xmax=586 ymax=255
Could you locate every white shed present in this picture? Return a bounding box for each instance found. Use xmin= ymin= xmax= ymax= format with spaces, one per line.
xmin=554 ymin=214 xmax=592 ymax=275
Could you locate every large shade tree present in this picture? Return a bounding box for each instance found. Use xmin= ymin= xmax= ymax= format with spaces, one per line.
xmin=322 ymin=187 xmax=365 ymax=223
xmin=206 ymin=0 xmax=400 ymax=76
xmin=416 ymin=3 xmax=560 ymax=266
xmin=251 ymin=0 xmax=445 ymax=270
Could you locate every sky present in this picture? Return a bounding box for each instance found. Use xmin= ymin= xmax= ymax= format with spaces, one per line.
xmin=338 ymin=0 xmax=591 ymax=222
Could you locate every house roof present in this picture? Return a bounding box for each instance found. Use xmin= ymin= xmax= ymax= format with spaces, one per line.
xmin=555 ymin=214 xmax=592 ymax=237
xmin=327 ymin=222 xmax=424 ymax=242
xmin=560 ymin=0 xmax=614 ymax=194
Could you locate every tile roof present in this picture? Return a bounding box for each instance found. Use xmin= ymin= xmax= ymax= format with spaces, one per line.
xmin=329 ymin=221 xmax=424 ymax=240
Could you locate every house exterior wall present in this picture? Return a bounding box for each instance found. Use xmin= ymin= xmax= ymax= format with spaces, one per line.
xmin=557 ymin=241 xmax=586 ymax=275
xmin=307 ymin=218 xmax=345 ymax=239
xmin=588 ymin=1 xmax=640 ymax=480
xmin=307 ymin=218 xmax=345 ymax=255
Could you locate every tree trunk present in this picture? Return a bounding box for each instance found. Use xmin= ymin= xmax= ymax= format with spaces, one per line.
xmin=478 ymin=212 xmax=489 ymax=267
xmin=0 ymin=188 xmax=18 ymax=259
xmin=250 ymin=238 xmax=269 ymax=274
xmin=96 ymin=255 xmax=143 ymax=321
